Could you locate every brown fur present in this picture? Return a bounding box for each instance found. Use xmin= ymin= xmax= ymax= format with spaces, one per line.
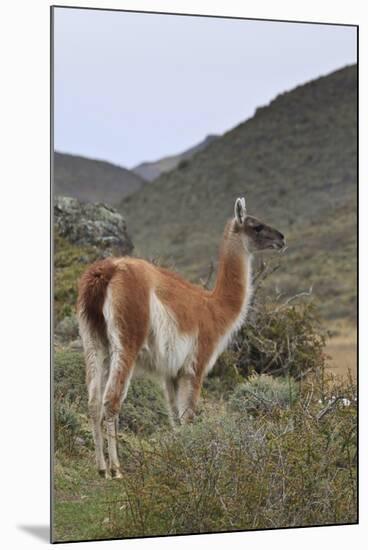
xmin=77 ymin=258 xmax=117 ymax=343
xmin=96 ymin=222 xmax=248 ymax=385
xmin=78 ymin=222 xmax=249 ymax=380
xmin=103 ymin=262 xmax=151 ymax=415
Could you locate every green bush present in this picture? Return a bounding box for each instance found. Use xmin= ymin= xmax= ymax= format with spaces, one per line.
xmin=231 ymin=297 xmax=327 ymax=380
xmin=119 ymin=378 xmax=170 ymax=435
xmin=54 ymin=350 xmax=89 ymax=455
xmin=53 ymin=348 xmax=357 ymax=541
xmin=54 ymin=349 xmax=86 ymax=407
xmin=203 ymin=351 xmax=243 ymax=398
xmin=209 ymin=284 xmax=328 ymax=399
xmin=54 ymin=398 xmax=83 ymax=455
xmin=229 ymin=374 xmax=298 ymax=414
xmin=102 ymin=377 xmax=356 ymax=539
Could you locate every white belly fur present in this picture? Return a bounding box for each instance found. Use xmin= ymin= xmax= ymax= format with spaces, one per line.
xmin=134 ymin=292 xmax=197 ymax=379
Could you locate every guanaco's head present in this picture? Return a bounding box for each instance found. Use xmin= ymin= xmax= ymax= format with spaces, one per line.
xmin=234 ymin=197 xmax=285 ymax=252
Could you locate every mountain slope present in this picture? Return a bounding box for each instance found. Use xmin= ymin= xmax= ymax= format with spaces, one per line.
xmin=133 ymin=134 xmax=218 ymax=181
xmin=121 ymin=65 xmax=357 ymax=321
xmin=54 ymin=152 xmax=145 ymax=205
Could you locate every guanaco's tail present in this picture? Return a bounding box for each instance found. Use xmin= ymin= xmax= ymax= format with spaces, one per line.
xmin=77 ymin=258 xmax=117 ymax=341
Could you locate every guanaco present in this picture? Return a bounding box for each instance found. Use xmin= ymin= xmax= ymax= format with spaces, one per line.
xmin=77 ymin=197 xmax=285 ymax=478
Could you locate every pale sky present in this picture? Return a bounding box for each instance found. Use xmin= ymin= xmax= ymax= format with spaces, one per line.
xmin=53 ymin=8 xmax=357 ymax=169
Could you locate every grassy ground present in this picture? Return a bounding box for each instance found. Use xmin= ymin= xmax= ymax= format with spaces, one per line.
xmin=53 ymin=201 xmax=357 ymax=541
xmin=52 ymin=349 xmax=357 ymax=542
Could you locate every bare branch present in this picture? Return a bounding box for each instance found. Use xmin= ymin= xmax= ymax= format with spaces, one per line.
xmin=316 ymin=396 xmax=349 ymax=421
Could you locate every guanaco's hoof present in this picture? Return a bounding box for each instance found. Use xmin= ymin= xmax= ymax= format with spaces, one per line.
xmin=111 ymin=468 xmax=123 ymax=479
xmin=98 ymin=469 xmax=111 ymax=479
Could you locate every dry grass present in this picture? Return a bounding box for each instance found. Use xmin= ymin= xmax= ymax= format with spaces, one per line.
xmin=325 ymin=323 xmax=357 ymax=380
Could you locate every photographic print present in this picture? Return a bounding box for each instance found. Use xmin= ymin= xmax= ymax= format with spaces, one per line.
xmin=51 ymin=6 xmax=358 ymax=543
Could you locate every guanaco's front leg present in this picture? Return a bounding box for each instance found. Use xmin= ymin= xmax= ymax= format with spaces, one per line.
xmin=176 ymin=371 xmax=204 ymax=424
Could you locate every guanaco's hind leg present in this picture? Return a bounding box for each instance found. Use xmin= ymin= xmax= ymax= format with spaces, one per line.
xmin=101 ymin=278 xmax=149 ymax=479
xmin=102 ymin=347 xmax=135 ymax=479
xmin=79 ymin=316 xmax=109 ymax=478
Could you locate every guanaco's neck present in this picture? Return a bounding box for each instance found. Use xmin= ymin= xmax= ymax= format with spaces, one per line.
xmin=211 ymin=220 xmax=252 ymax=317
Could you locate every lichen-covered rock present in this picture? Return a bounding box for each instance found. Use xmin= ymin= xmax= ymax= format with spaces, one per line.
xmin=54 ymin=196 xmax=133 ymax=256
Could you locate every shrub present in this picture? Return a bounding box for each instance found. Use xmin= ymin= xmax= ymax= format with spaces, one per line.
xmin=234 ymin=299 xmax=327 ymax=379
xmin=55 ymin=313 xmax=80 ymax=342
xmin=119 ymin=378 xmax=170 ymax=435
xmin=229 ymin=373 xmax=298 ymax=414
xmin=54 ymin=350 xmax=90 ymax=455
xmin=53 ymin=352 xmax=357 ymax=541
xmin=209 ymin=287 xmax=328 ymax=400
xmin=54 ymin=398 xmax=83 ymax=455
xmin=203 ymin=351 xmax=243 ymax=398
xmin=54 ymin=349 xmax=86 ymax=407
xmin=101 ymin=376 xmax=357 ymax=539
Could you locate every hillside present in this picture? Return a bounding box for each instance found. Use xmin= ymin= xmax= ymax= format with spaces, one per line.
xmin=121 ymin=65 xmax=357 ymax=321
xmin=133 ymin=134 xmax=218 ymax=181
xmin=54 ymin=152 xmax=145 ymax=205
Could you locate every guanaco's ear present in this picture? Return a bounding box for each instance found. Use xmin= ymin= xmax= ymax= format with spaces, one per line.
xmin=234 ymin=197 xmax=247 ymax=225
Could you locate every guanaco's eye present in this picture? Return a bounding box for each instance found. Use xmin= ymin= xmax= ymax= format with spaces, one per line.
xmin=254 ymin=224 xmax=264 ymax=233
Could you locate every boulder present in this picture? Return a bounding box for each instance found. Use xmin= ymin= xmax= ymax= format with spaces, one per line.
xmin=54 ymin=196 xmax=133 ymax=256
